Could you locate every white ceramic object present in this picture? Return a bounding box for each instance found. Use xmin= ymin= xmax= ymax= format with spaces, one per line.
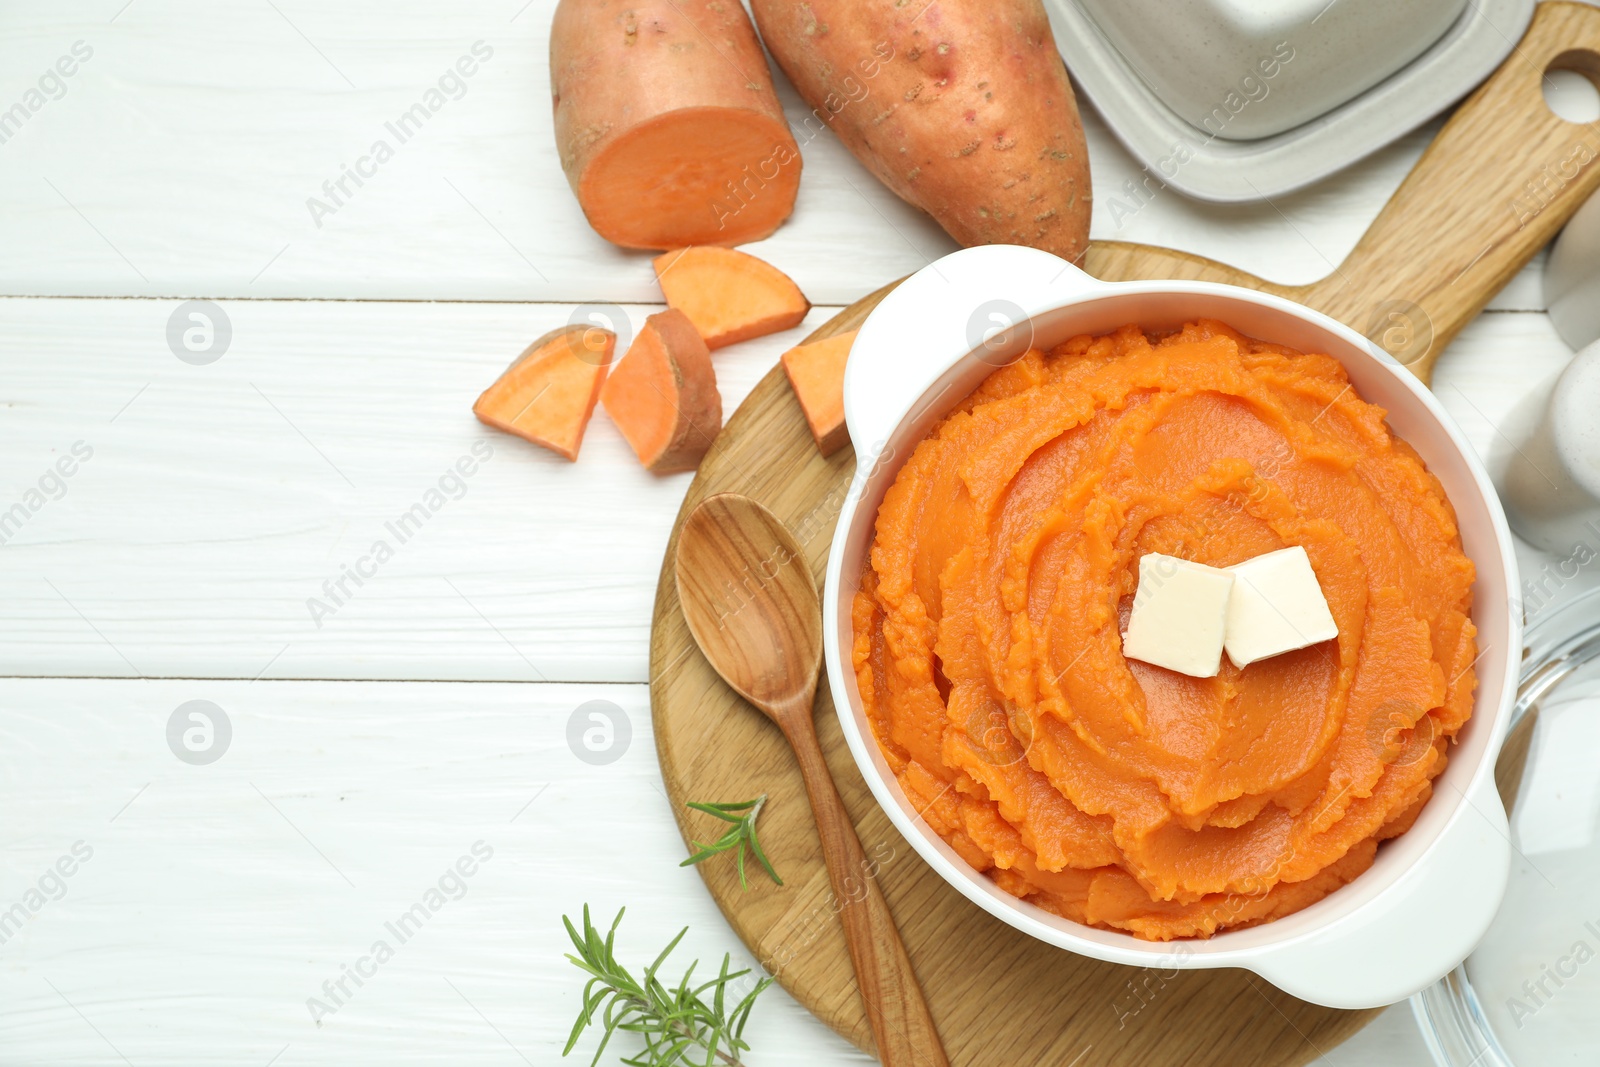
xmin=1074 ymin=0 xmax=1466 ymax=141
xmin=1489 ymin=341 xmax=1600 ymax=553
xmin=1545 ymin=187 xmax=1600 ymax=350
xmin=1042 ymin=0 xmax=1534 ymax=202
xmin=823 ymin=244 xmax=1521 ymax=1010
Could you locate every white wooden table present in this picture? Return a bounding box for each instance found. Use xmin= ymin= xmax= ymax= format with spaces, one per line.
xmin=0 ymin=3 xmax=1590 ymax=1064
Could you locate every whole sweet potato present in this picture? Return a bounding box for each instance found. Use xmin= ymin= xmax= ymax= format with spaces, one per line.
xmin=749 ymin=0 xmax=1091 ymax=262
xmin=550 ymin=0 xmax=802 ymax=249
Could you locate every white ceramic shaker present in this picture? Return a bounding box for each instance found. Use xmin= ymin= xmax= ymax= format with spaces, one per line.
xmin=1490 ymin=343 xmax=1600 ymax=553
xmin=1547 ymin=185 xmax=1600 ymax=351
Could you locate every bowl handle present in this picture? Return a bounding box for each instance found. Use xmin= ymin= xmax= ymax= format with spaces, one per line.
xmin=1249 ymin=771 xmax=1512 ymax=1009
xmin=842 ymin=245 xmax=1104 ymax=458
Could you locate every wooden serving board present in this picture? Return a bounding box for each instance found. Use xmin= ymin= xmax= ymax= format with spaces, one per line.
xmin=649 ymin=5 xmax=1600 ymax=1063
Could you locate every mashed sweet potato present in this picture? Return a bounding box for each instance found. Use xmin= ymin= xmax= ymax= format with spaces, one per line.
xmin=852 ymin=320 xmax=1477 ymax=940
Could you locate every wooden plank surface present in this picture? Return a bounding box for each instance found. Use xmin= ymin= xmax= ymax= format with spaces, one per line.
xmin=0 ymin=679 xmax=849 ymax=1065
xmin=0 ymin=297 xmax=836 ymax=682
xmin=0 ymin=2 xmax=1544 ymax=308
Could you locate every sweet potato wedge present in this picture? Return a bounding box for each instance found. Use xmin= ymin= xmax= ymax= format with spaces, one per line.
xmin=654 ymin=247 xmax=810 ymax=349
xmin=600 ymin=309 xmax=722 ymax=472
xmin=550 ymin=0 xmax=802 ymax=250
xmin=781 ymin=329 xmax=856 ymax=456
xmin=473 ymin=325 xmax=614 ymax=461
xmin=748 ymin=0 xmax=1091 ymax=262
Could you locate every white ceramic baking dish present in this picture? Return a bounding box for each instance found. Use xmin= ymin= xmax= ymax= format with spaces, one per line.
xmin=821 ymin=244 xmax=1521 ymax=1010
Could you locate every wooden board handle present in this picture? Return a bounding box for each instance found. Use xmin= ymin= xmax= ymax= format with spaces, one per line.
xmin=1306 ymin=0 xmax=1600 ymax=382
xmin=783 ymin=706 xmax=951 ymax=1067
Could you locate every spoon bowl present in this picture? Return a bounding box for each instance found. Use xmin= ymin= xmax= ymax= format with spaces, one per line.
xmin=675 ymin=493 xmax=822 ymax=720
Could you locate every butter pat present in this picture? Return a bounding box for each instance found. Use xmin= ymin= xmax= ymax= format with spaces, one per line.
xmin=1122 ymin=553 xmax=1234 ymax=678
xmin=1224 ymin=546 xmax=1339 ymax=668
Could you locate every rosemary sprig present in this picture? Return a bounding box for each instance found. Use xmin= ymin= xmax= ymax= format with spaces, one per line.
xmin=678 ymin=795 xmax=783 ymax=889
xmin=563 ymin=905 xmax=772 ymax=1067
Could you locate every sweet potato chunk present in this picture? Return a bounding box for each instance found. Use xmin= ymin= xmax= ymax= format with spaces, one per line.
xmin=653 ymin=247 xmax=810 ymax=350
xmin=781 ymin=329 xmax=856 ymax=456
xmin=600 ymin=309 xmax=722 ymax=472
xmin=472 ymin=325 xmax=614 ymax=461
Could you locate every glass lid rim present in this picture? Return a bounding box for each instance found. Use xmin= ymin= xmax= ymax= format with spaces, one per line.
xmin=1413 ymin=584 xmax=1600 ymax=1065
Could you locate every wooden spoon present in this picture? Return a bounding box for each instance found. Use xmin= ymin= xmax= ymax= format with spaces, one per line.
xmin=674 ymin=492 xmax=950 ymax=1067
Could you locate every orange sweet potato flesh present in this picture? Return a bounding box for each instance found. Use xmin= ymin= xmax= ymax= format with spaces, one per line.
xmin=600 ymin=309 xmax=723 ymax=473
xmin=550 ymin=0 xmax=802 ymax=250
xmin=654 ymin=247 xmax=811 ymax=350
xmin=782 ymin=329 xmax=856 ymax=456
xmin=853 ymin=321 xmax=1478 ymax=940
xmin=749 ymin=0 xmax=1091 ymax=262
xmin=472 ymin=325 xmax=614 ymax=461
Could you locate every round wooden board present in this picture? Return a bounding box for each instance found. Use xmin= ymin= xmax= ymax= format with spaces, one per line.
xmin=648 ymin=271 xmax=1381 ymax=1065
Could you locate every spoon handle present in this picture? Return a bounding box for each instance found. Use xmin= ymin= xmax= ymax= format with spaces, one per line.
xmin=782 ymin=702 xmax=951 ymax=1067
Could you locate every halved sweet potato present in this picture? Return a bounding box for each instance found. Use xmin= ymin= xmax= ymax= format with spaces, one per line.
xmin=472 ymin=324 xmax=614 ymax=461
xmin=550 ymin=0 xmax=802 ymax=249
xmin=653 ymin=247 xmax=810 ymax=349
xmin=781 ymin=329 xmax=856 ymax=456
xmin=600 ymin=309 xmax=722 ymax=472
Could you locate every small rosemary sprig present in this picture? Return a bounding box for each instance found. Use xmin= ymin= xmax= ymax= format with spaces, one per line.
xmin=678 ymin=795 xmax=783 ymax=889
xmin=563 ymin=906 xmax=772 ymax=1067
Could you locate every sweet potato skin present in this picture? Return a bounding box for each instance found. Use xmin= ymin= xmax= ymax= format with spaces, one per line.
xmin=550 ymin=0 xmax=802 ymax=249
xmin=601 ymin=309 xmax=723 ymax=473
xmin=749 ymin=0 xmax=1091 ymax=262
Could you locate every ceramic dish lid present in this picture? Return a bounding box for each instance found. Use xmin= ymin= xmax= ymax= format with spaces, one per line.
xmin=1414 ymin=584 xmax=1600 ymax=1064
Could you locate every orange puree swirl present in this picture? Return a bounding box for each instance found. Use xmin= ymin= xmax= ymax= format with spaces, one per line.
xmin=852 ymin=320 xmax=1477 ymax=939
